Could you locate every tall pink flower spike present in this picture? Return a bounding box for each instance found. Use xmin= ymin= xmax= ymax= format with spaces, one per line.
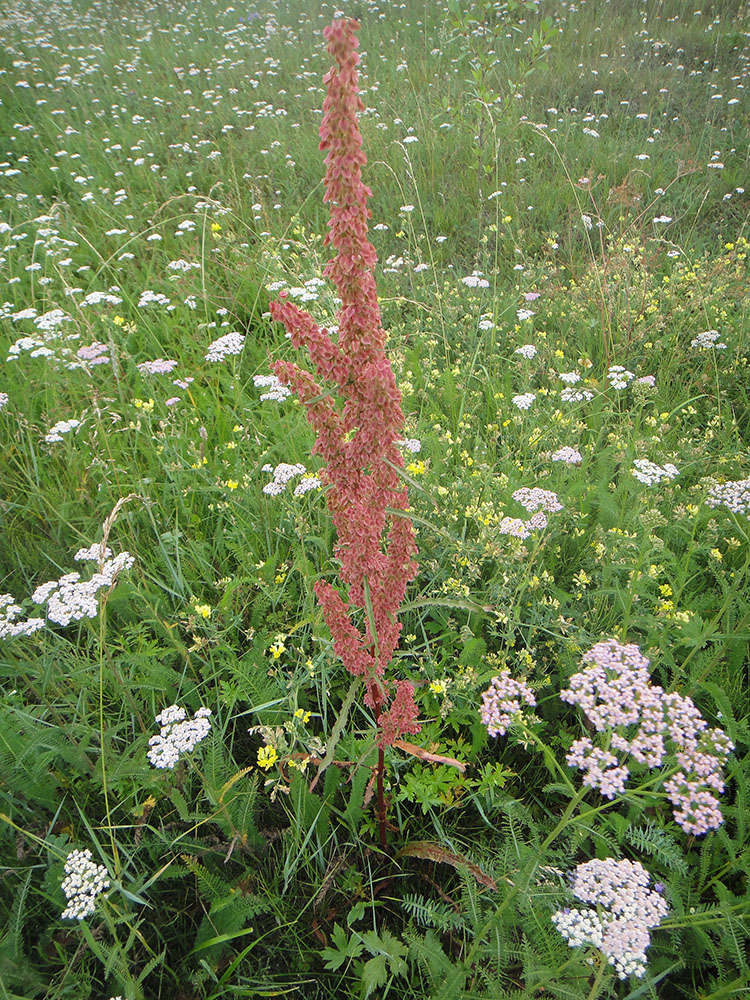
xmin=269 ymin=19 xmax=420 ymax=756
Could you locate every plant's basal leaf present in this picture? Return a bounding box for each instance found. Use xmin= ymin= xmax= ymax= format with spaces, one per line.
xmin=397 ymin=841 xmax=497 ymax=889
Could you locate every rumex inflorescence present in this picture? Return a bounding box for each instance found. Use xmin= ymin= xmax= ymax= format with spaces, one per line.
xmin=267 ymin=18 xmax=419 ymax=746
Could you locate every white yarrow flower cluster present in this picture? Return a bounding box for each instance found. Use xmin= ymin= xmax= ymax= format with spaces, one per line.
xmin=461 ymin=271 xmax=489 ymax=289
xmin=205 ymin=331 xmax=245 ymax=362
xmin=480 ymin=669 xmax=537 ymax=736
xmin=147 ymin=705 xmax=212 ymax=769
xmin=293 ymin=475 xmax=322 ymax=496
xmin=74 ymin=544 xmax=113 ymax=563
xmin=32 ymin=552 xmax=135 ymax=626
xmin=398 ymin=438 xmax=422 ymax=453
xmin=560 ymin=387 xmax=594 ymax=403
xmin=632 ymin=459 xmax=679 ymax=486
xmin=552 ymin=446 xmax=582 ymax=464
xmin=498 ymin=516 xmax=531 ymax=540
xmin=61 ymin=849 xmax=110 ymax=920
xmin=691 ymin=330 xmax=727 ymax=350
xmin=261 ymin=462 xmax=320 ymax=496
xmin=552 ymin=858 xmax=668 ymax=979
xmin=253 ymin=373 xmax=291 ymax=402
xmin=514 ymin=344 xmax=538 ymax=359
xmin=607 ymin=365 xmax=636 ymax=390
xmin=512 ymin=392 xmax=536 ymax=410
xmin=45 ymin=418 xmax=81 ymax=443
xmin=512 ymin=487 xmax=563 ymax=513
xmin=705 ymin=477 xmax=750 ymax=516
xmin=0 ymin=594 xmax=44 ymax=639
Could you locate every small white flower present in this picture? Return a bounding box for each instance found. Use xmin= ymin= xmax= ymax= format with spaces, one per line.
xmin=397 ymin=438 xmax=421 ymax=453
xmin=61 ymin=848 xmax=110 ymax=920
xmin=461 ymin=272 xmax=489 ymax=289
xmin=512 ymin=392 xmax=536 ymax=411
xmin=147 ymin=706 xmax=212 ymax=769
xmin=632 ymin=459 xmax=679 ymax=486
xmin=253 ymin=373 xmax=291 ymax=401
xmin=205 ymin=331 xmax=245 ymax=362
xmin=691 ymin=330 xmax=727 ymax=350
xmin=552 ymin=446 xmax=582 ymax=465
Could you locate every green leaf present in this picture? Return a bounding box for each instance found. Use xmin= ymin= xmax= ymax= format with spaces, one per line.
xmin=361 ymin=953 xmax=388 ymax=997
xmin=321 ymin=924 xmax=364 ymax=971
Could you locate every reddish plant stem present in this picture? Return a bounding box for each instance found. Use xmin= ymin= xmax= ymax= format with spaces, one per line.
xmin=377 ymin=744 xmax=386 ymax=851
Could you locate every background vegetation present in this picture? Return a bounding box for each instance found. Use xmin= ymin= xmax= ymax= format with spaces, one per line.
xmin=0 ymin=0 xmax=748 ymax=997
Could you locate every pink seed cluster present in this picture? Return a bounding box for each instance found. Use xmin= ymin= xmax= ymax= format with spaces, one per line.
xmin=480 ymin=669 xmax=536 ymax=737
xmin=561 ymin=640 xmax=733 ymax=834
xmin=552 ymin=858 xmax=668 ymax=979
xmin=268 ymin=19 xmax=419 ymax=746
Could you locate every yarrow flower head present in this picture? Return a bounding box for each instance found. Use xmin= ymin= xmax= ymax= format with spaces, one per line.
xmin=552 ymin=858 xmax=668 ymax=979
xmin=137 ymin=358 xmax=178 ymax=375
xmin=253 ymin=373 xmax=292 ymax=402
xmin=705 ymin=477 xmax=750 ymax=516
xmin=0 ymin=593 xmax=44 ymax=639
xmin=397 ymin=438 xmax=421 ymax=453
xmin=560 ymin=387 xmax=594 ymax=403
xmin=512 ymin=487 xmax=563 ymax=513
xmin=31 ymin=551 xmax=134 ymax=627
xmin=561 ymin=639 xmax=733 ymax=834
xmin=147 ymin=705 xmax=212 ymax=769
xmin=480 ymin=669 xmax=536 ymax=737
xmin=632 ymin=459 xmax=679 ymax=486
xmin=607 ymin=365 xmax=636 ymax=390
xmin=514 ymin=344 xmax=537 ymax=359
xmin=691 ymin=329 xmax=727 ymax=350
xmin=205 ymin=331 xmax=245 ymax=362
xmin=512 ymin=392 xmax=536 ymax=411
xmin=45 ymin=418 xmax=81 ymax=443
xmin=552 ymin=446 xmax=582 ymax=464
xmin=262 ymin=462 xmax=310 ymax=495
xmin=498 ymin=516 xmax=531 ymax=540
xmin=461 ymin=271 xmax=489 ymax=288
xmin=61 ymin=848 xmax=110 ymax=920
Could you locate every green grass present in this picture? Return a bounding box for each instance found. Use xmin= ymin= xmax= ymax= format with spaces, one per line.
xmin=0 ymin=0 xmax=749 ymax=997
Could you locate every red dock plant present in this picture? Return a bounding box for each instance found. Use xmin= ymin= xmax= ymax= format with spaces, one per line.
xmin=269 ymin=19 xmax=420 ymax=846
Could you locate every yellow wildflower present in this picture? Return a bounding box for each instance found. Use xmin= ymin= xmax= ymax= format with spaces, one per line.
xmin=269 ymin=636 xmax=287 ymax=659
xmin=257 ymin=746 xmax=278 ymax=770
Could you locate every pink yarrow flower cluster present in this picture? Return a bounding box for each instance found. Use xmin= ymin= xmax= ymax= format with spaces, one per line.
xmin=480 ymin=669 xmax=536 ymax=737
xmin=552 ymin=858 xmax=668 ymax=979
xmin=268 ymin=19 xmax=419 ymax=746
xmin=498 ymin=487 xmax=562 ymax=538
xmin=561 ymin=640 xmax=733 ymax=834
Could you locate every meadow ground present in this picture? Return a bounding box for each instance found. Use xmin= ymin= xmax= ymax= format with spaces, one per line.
xmin=0 ymin=0 xmax=749 ymax=997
